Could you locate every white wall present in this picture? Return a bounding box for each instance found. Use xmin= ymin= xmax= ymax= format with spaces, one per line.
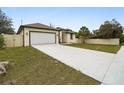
xmin=85 ymin=38 xmax=119 ymax=45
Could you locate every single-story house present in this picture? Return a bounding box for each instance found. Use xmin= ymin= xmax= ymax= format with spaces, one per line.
xmin=17 ymin=23 xmax=77 ymax=46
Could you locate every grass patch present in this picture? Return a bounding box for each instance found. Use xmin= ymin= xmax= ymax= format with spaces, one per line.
xmin=0 ymin=47 xmax=100 ymax=85
xmin=121 ymin=42 xmax=124 ymax=46
xmin=64 ymin=43 xmax=121 ymax=53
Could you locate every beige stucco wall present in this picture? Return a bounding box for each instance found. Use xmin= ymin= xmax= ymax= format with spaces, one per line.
xmin=85 ymin=38 xmax=120 ymax=45
xmin=3 ymin=34 xmax=23 ymax=47
xmin=59 ymin=31 xmax=63 ymax=43
xmin=62 ymin=33 xmax=77 ymax=43
xmin=62 ymin=32 xmax=67 ymax=43
xmin=69 ymin=34 xmax=77 ymax=43
xmin=23 ymin=28 xmax=59 ymax=46
xmin=75 ymin=38 xmax=81 ymax=43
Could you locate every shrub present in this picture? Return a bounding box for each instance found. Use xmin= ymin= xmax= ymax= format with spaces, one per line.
xmin=120 ymin=34 xmax=124 ymax=44
xmin=0 ymin=35 xmax=4 ymax=48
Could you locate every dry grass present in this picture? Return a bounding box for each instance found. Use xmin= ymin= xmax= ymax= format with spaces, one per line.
xmin=0 ymin=47 xmax=100 ymax=85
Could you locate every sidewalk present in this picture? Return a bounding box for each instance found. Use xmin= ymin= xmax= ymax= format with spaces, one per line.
xmin=102 ymin=46 xmax=124 ymax=84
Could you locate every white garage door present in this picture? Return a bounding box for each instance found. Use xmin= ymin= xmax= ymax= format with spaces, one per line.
xmin=30 ymin=32 xmax=56 ymax=45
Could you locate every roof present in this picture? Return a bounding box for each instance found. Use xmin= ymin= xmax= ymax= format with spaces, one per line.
xmin=17 ymin=23 xmax=58 ymax=34
xmin=56 ymin=27 xmax=75 ymax=34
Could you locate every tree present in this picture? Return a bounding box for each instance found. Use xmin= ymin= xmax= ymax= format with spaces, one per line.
xmin=78 ymin=26 xmax=91 ymax=43
xmin=0 ymin=35 xmax=4 ymax=48
xmin=120 ymin=34 xmax=124 ymax=44
xmin=96 ymin=19 xmax=123 ymax=39
xmin=0 ymin=9 xmax=15 ymax=34
xmin=92 ymin=29 xmax=100 ymax=38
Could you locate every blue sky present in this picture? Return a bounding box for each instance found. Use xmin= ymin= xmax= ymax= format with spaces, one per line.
xmin=1 ymin=7 xmax=124 ymax=32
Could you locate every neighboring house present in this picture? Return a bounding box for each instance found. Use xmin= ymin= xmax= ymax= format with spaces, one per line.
xmin=17 ymin=23 xmax=77 ymax=46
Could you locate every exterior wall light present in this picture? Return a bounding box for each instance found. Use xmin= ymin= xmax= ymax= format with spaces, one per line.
xmin=26 ymin=32 xmax=28 ymax=36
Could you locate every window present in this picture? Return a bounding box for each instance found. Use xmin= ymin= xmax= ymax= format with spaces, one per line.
xmin=70 ymin=33 xmax=73 ymax=40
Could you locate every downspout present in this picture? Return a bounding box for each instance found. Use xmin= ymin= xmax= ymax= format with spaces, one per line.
xmin=58 ymin=30 xmax=61 ymax=44
xmin=22 ymin=27 xmax=25 ymax=47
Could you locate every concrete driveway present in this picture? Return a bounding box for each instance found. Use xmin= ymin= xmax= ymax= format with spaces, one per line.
xmin=32 ymin=44 xmax=115 ymax=83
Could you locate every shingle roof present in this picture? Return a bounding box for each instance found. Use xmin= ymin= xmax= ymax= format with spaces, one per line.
xmin=23 ymin=23 xmax=55 ymax=29
xmin=56 ymin=27 xmax=75 ymax=33
xmin=17 ymin=23 xmax=58 ymax=34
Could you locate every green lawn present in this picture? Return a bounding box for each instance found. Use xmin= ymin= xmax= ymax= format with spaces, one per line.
xmin=64 ymin=44 xmax=121 ymax=53
xmin=0 ymin=47 xmax=100 ymax=85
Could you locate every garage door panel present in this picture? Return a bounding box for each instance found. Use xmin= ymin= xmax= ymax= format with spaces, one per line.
xmin=30 ymin=32 xmax=56 ymax=45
